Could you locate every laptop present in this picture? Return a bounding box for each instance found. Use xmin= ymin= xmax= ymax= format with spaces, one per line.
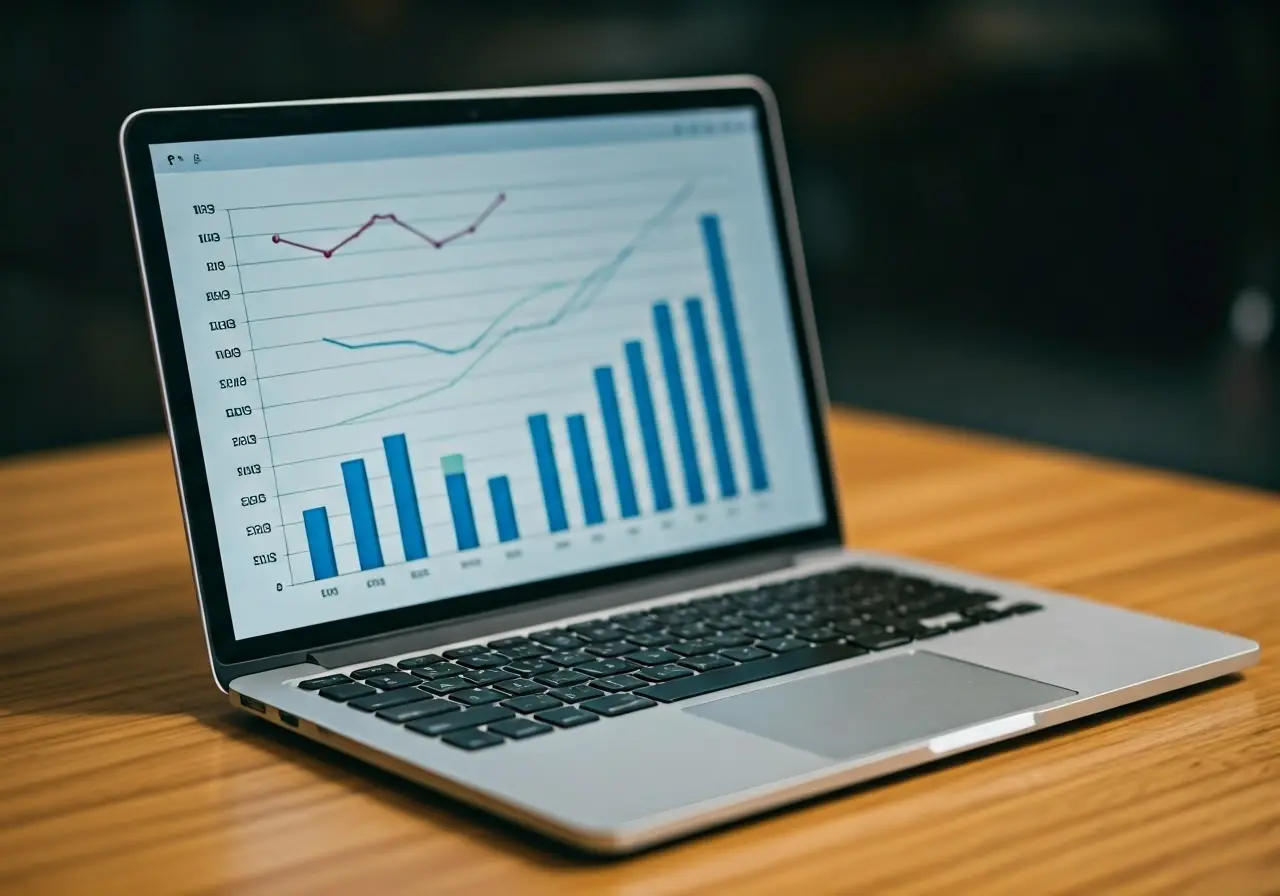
xmin=119 ymin=75 xmax=1258 ymax=854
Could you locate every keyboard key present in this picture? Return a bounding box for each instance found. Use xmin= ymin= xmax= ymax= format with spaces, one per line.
xmin=548 ymin=684 xmax=605 ymax=704
xmin=487 ymin=636 xmax=531 ymax=650
xmin=545 ymin=650 xmax=594 ymax=668
xmin=350 ymin=664 xmax=397 ymax=679
xmin=457 ymin=653 xmax=508 ymax=670
xmin=534 ymin=706 xmax=599 ymax=729
xmin=498 ymin=643 xmax=550 ymax=660
xmin=349 ymin=688 xmax=431 ymax=712
xmin=442 ymin=645 xmax=487 ymax=659
xmin=1005 ymin=601 xmax=1043 ymax=614
xmin=450 ymin=688 xmax=504 ymax=707
xmin=792 ymin=628 xmax=839 ymax=643
xmin=757 ymin=637 xmax=812 ymax=654
xmin=504 ymin=658 xmax=558 ymax=677
xmin=707 ymin=632 xmax=753 ymax=649
xmin=721 ymin=646 xmax=773 ymax=662
xmin=591 ymin=674 xmax=646 ymax=692
xmin=363 ymin=672 xmax=421 ymax=690
xmin=625 ymin=649 xmax=681 ymax=666
xmin=411 ymin=662 xmax=468 ymax=680
xmin=396 ymin=654 xmax=444 ymax=670
xmin=612 ymin=615 xmax=662 ymax=634
xmin=636 ymin=643 xmax=868 ymax=703
xmin=634 ymin=664 xmax=694 ymax=683
xmin=298 ymin=674 xmax=351 ymax=690
xmin=442 ymin=729 xmax=505 ymax=750
xmin=576 ymin=658 xmax=636 ymax=677
xmin=493 ymin=678 xmax=545 ymax=697
xmin=529 ymin=629 xmax=583 ymax=649
xmin=625 ymin=631 xmax=676 ymax=647
xmin=569 ymin=625 xmax=626 ymax=643
xmin=585 ymin=640 xmax=635 ymax=657
xmin=406 ymin=705 xmax=514 ymax=737
xmin=679 ymin=654 xmax=735 ymax=673
xmin=670 ymin=623 xmax=716 ymax=639
xmin=741 ymin=622 xmax=790 ymax=640
xmin=501 ymin=694 xmax=562 ymax=714
xmin=489 ymin=718 xmax=552 ymax=740
xmin=535 ymin=669 xmax=590 ymax=688
xmin=462 ymin=668 xmax=516 ymax=686
xmin=419 ymin=676 xmax=473 ymax=695
xmin=319 ymin=682 xmax=377 ymax=702
xmin=581 ymin=693 xmax=656 ymax=718
xmin=667 ymin=641 xmax=719 ymax=657
xmin=376 ymin=699 xmax=461 ymax=723
xmin=847 ymin=633 xmax=913 ymax=651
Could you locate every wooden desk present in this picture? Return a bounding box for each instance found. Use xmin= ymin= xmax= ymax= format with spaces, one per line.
xmin=2 ymin=410 xmax=1277 ymax=894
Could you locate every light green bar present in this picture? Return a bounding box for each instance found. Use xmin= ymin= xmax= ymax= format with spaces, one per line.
xmin=441 ymin=454 xmax=466 ymax=476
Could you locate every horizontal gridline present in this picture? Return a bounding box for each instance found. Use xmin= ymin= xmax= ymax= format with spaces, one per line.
xmin=267 ymin=421 xmax=529 ymax=469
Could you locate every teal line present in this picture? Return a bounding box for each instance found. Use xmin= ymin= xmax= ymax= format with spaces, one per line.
xmin=324 ymin=183 xmax=694 ymax=428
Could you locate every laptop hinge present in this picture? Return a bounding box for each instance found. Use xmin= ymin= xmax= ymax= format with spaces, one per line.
xmin=308 ymin=551 xmax=796 ymax=669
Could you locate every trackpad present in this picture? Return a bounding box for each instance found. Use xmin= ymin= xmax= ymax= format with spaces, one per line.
xmin=686 ymin=652 xmax=1075 ymax=760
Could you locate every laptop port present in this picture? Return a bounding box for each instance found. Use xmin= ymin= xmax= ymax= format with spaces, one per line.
xmin=238 ymin=694 xmax=267 ymax=713
xmin=277 ymin=710 xmax=300 ymax=728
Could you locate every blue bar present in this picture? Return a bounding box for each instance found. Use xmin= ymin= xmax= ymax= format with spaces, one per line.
xmin=302 ymin=507 xmax=338 ymax=580
xmin=624 ymin=341 xmax=673 ymax=511
xmin=566 ymin=414 xmax=605 ymax=525
xmin=700 ymin=214 xmax=769 ymax=491
xmin=442 ymin=455 xmax=480 ymax=551
xmin=488 ymin=476 xmax=520 ymax=543
xmin=341 ymin=459 xmax=384 ymax=570
xmin=527 ymin=414 xmax=569 ymax=533
xmin=381 ymin=434 xmax=428 ymax=561
xmin=652 ymin=302 xmax=706 ymax=505
xmin=684 ymin=298 xmax=738 ymax=498
xmin=594 ymin=366 xmax=640 ymax=518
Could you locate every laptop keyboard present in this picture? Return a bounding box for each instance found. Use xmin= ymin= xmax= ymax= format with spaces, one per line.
xmin=295 ymin=565 xmax=1041 ymax=750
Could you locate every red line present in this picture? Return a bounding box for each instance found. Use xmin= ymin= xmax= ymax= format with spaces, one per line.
xmin=270 ymin=192 xmax=506 ymax=258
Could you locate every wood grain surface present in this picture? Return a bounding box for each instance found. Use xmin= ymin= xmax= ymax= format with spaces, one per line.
xmin=1 ymin=409 xmax=1277 ymax=895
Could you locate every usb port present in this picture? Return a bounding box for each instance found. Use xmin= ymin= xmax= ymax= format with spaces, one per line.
xmin=277 ymin=710 xmax=300 ymax=728
xmin=239 ymin=694 xmax=267 ymax=713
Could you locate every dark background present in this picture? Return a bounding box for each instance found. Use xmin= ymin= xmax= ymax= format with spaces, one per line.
xmin=3 ymin=0 xmax=1278 ymax=489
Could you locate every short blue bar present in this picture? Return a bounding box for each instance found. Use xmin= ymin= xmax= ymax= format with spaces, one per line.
xmin=382 ymin=434 xmax=427 ymax=561
xmin=594 ymin=366 xmax=640 ymax=518
xmin=488 ymin=476 xmax=520 ymax=543
xmin=624 ymin=341 xmax=674 ymax=512
xmin=341 ymin=458 xmax=384 ymax=570
xmin=527 ymin=414 xmax=569 ymax=533
xmin=566 ymin=414 xmax=604 ymax=525
xmin=302 ymin=507 xmax=339 ymax=580
xmin=684 ymin=298 xmax=738 ymax=498
xmin=444 ymin=470 xmax=480 ymax=551
xmin=700 ymin=214 xmax=769 ymax=491
xmin=652 ymin=302 xmax=706 ymax=505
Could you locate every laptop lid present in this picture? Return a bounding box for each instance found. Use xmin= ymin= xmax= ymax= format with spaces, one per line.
xmin=120 ymin=76 xmax=840 ymax=681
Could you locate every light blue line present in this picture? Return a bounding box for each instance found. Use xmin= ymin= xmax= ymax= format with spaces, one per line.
xmin=320 ymin=183 xmax=694 ymax=428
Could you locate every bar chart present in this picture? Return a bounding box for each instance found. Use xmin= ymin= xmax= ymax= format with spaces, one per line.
xmin=298 ymin=215 xmax=769 ymax=581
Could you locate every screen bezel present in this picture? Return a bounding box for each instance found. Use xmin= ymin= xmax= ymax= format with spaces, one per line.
xmin=121 ymin=79 xmax=842 ymax=667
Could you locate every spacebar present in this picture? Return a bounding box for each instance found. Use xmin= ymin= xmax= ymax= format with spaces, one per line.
xmin=635 ymin=643 xmax=868 ymax=703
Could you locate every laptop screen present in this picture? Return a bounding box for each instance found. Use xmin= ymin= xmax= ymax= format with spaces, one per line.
xmin=147 ymin=105 xmax=826 ymax=640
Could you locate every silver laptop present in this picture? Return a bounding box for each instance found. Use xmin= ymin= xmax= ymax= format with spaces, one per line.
xmin=120 ymin=75 xmax=1258 ymax=854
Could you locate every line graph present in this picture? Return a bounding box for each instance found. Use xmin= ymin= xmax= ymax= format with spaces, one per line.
xmin=292 ymin=182 xmax=695 ymax=430
xmin=269 ymin=192 xmax=506 ymax=258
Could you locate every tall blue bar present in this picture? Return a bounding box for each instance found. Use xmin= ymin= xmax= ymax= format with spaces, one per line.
xmin=341 ymin=458 xmax=384 ymax=570
xmin=302 ymin=507 xmax=339 ymax=580
xmin=699 ymin=214 xmax=769 ymax=491
xmin=652 ymin=302 xmax=706 ymax=505
xmin=623 ymin=341 xmax=673 ymax=511
xmin=684 ymin=298 xmax=738 ymax=499
xmin=566 ymin=414 xmax=604 ymax=525
xmin=441 ymin=454 xmax=479 ymax=551
xmin=527 ymin=414 xmax=569 ymax=533
xmin=593 ymin=366 xmax=640 ymax=518
xmin=382 ymin=434 xmax=427 ymax=561
xmin=488 ymin=476 xmax=520 ymax=543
